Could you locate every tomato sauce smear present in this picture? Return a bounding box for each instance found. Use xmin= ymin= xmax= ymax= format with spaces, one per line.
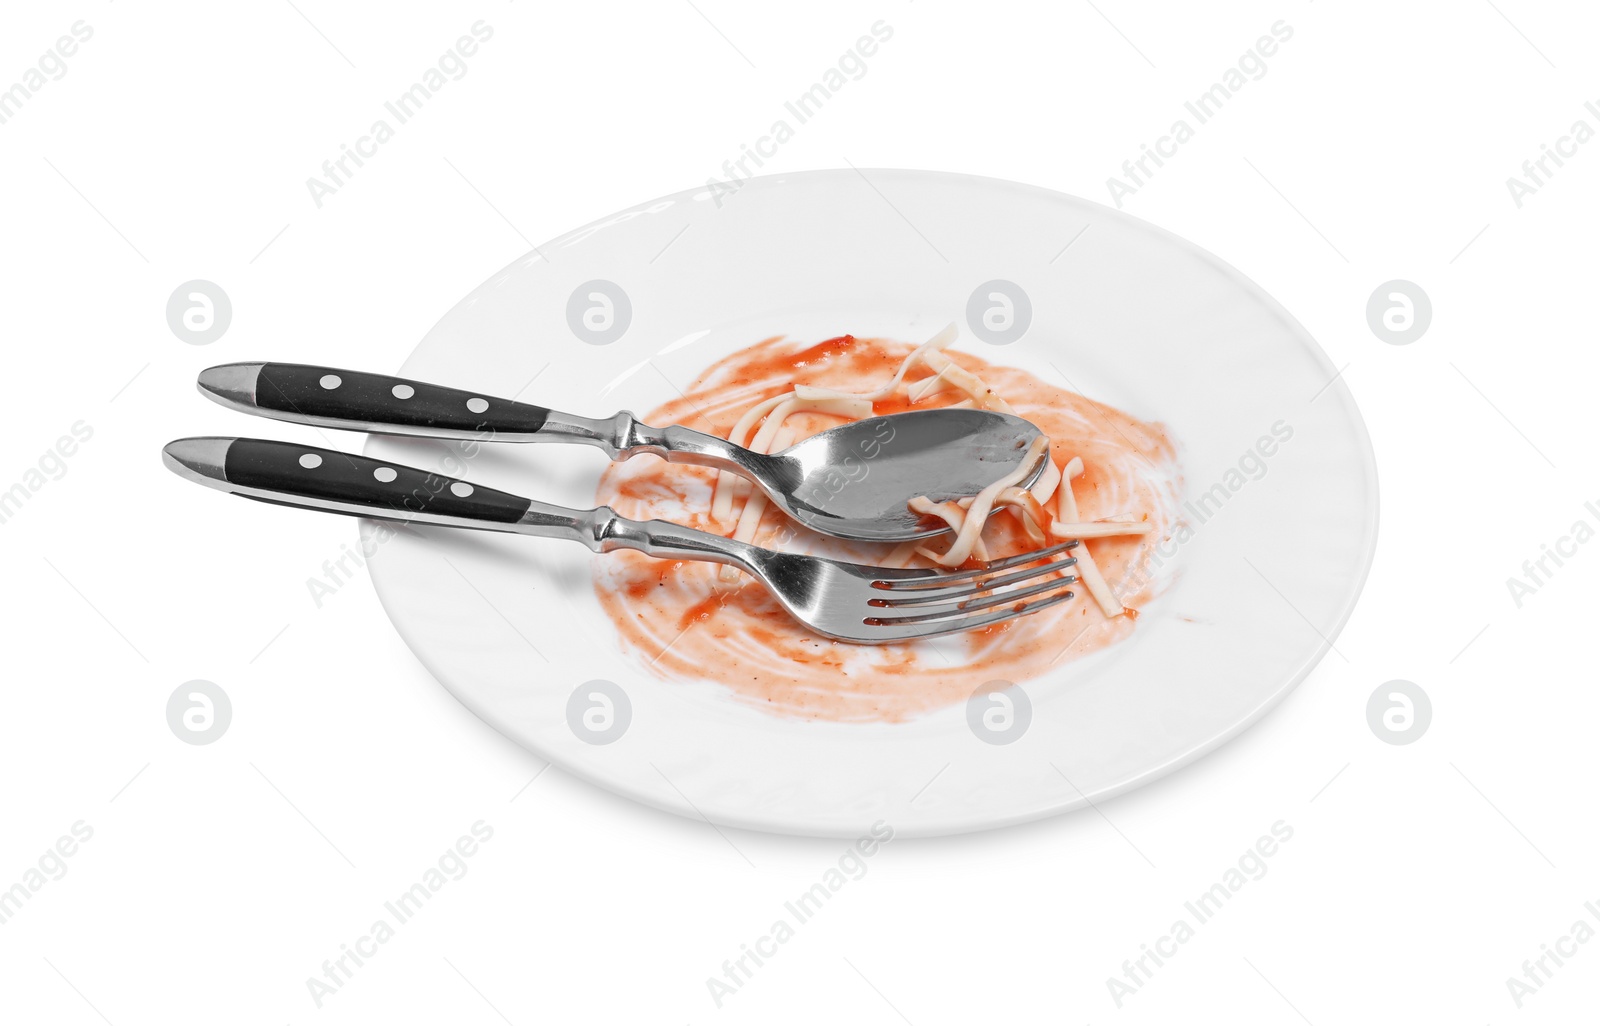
xmin=590 ymin=334 xmax=1183 ymax=723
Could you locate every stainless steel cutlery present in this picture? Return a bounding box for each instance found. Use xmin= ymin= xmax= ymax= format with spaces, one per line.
xmin=167 ymin=361 xmax=1077 ymax=642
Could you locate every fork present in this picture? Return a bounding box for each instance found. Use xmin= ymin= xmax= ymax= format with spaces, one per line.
xmin=161 ymin=437 xmax=1079 ymax=644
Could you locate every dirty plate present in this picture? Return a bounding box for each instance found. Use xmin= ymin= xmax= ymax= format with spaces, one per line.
xmin=362 ymin=170 xmax=1378 ymax=837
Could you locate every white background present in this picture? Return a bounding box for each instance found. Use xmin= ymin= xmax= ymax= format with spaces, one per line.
xmin=1 ymin=0 xmax=1596 ymax=1022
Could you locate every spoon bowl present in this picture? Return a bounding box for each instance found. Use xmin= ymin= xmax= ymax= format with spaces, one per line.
xmin=763 ymin=409 xmax=1045 ymax=541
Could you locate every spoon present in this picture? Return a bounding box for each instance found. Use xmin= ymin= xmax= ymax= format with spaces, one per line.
xmin=196 ymin=362 xmax=1046 ymax=542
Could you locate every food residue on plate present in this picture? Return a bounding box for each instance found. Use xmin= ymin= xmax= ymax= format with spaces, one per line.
xmin=591 ymin=331 xmax=1183 ymax=723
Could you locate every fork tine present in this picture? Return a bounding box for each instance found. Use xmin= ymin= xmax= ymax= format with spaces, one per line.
xmin=870 ymin=541 xmax=1078 ymax=590
xmin=864 ymin=587 xmax=1078 ymax=639
xmin=869 ymin=554 xmax=1078 ymax=607
xmin=866 ymin=575 xmax=1077 ymax=624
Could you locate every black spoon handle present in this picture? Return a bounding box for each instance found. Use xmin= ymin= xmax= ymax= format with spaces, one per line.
xmin=198 ymin=362 xmax=554 ymax=441
xmin=195 ymin=362 xmax=764 ymax=471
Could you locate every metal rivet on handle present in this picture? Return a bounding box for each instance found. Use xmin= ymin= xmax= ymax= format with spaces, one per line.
xmin=392 ymin=384 xmax=415 ymax=399
xmin=299 ymin=453 xmax=322 ymax=469
xmin=467 ymin=398 xmax=489 ymax=414
xmin=450 ymin=482 xmax=473 ymax=497
xmin=373 ymin=467 xmax=397 ymax=483
xmin=319 ymin=374 xmax=342 ymax=389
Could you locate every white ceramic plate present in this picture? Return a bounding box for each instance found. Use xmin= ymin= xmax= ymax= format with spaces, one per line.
xmin=362 ymin=170 xmax=1378 ymax=837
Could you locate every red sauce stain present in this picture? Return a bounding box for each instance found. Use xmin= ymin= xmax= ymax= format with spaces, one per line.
xmin=591 ymin=334 xmax=1184 ymax=723
xmin=788 ymin=334 xmax=859 ymax=365
xmin=676 ymin=592 xmax=727 ymax=630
